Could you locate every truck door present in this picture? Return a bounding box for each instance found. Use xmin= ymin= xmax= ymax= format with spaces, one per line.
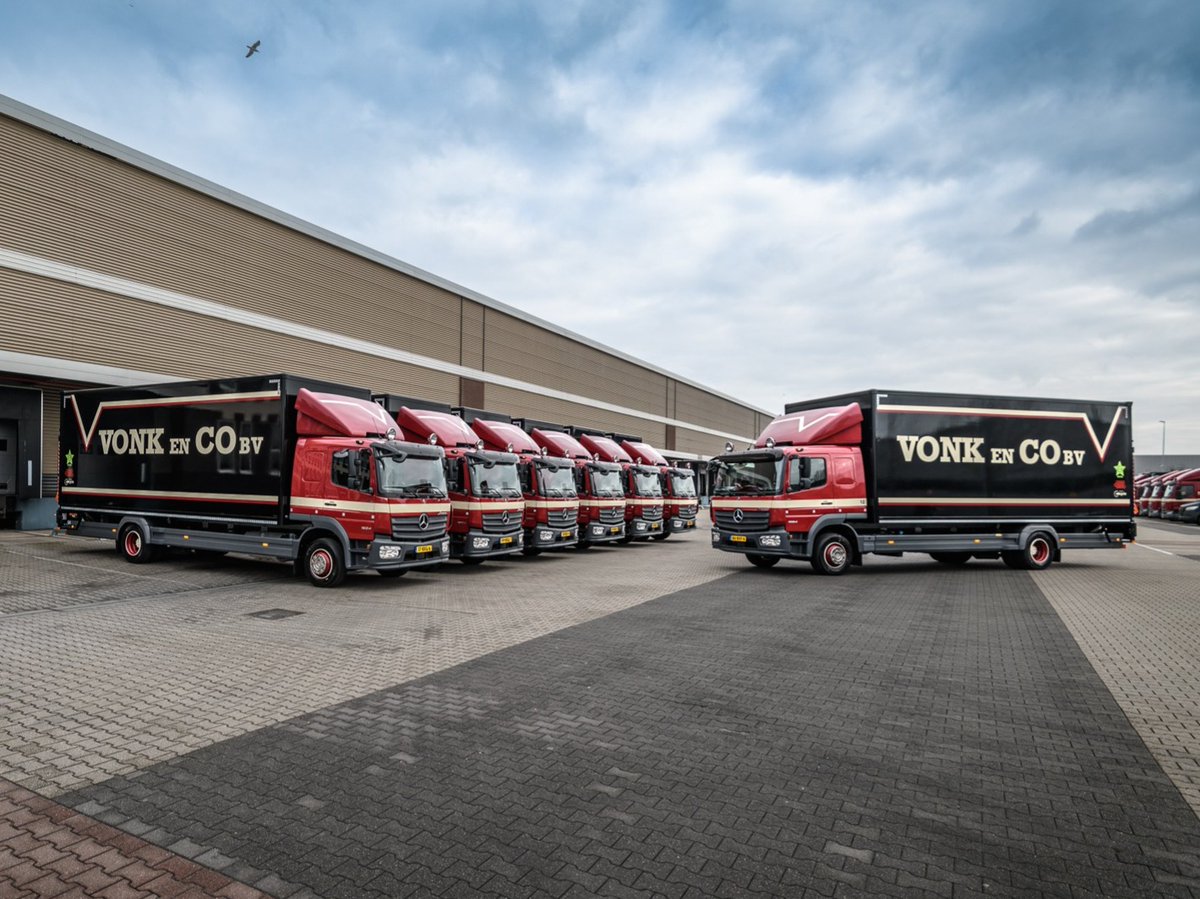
xmin=832 ymin=454 xmax=865 ymax=511
xmin=783 ymin=455 xmax=831 ymax=536
xmin=327 ymin=448 xmax=378 ymax=541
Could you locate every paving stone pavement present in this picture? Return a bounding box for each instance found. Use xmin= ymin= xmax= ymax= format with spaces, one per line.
xmin=0 ymin=776 xmax=270 ymax=898
xmin=0 ymin=531 xmax=727 ymax=796
xmin=1034 ymin=521 xmax=1200 ymax=815
xmin=51 ymin=547 xmax=1200 ymax=897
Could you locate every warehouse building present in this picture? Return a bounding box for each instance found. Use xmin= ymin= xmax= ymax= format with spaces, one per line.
xmin=0 ymin=94 xmax=773 ymax=529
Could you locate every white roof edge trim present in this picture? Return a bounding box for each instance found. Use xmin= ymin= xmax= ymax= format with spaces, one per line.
xmin=0 ymin=248 xmax=755 ymax=444
xmin=0 ymin=350 xmax=181 ymax=387
xmin=0 ymin=92 xmax=774 ymax=418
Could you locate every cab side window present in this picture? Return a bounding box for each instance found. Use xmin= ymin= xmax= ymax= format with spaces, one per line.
xmin=519 ymin=462 xmax=533 ymax=493
xmin=1181 ymin=485 xmax=1196 ymax=499
xmin=788 ymin=457 xmax=827 ymax=491
xmin=445 ymin=458 xmax=462 ymax=492
xmin=331 ymin=449 xmax=372 ymax=494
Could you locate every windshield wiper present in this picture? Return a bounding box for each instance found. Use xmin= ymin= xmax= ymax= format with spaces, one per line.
xmin=396 ymin=482 xmax=445 ymax=497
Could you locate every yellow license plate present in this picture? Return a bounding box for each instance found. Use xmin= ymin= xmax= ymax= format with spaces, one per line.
xmin=500 ymin=536 xmax=513 ymax=545
xmin=562 ymin=531 xmax=572 ymax=539
xmin=610 ymin=526 xmax=621 ymax=534
xmin=731 ymin=535 xmax=747 ymax=543
xmin=651 ymin=523 xmax=660 ymax=530
xmin=416 ymin=544 xmax=433 ymax=554
xmin=687 ymin=521 xmax=696 ymax=528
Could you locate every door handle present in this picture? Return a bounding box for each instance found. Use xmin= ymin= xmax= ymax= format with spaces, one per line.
xmin=324 ymin=502 xmax=337 ymax=507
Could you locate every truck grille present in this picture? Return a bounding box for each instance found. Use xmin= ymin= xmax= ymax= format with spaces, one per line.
xmin=547 ymin=508 xmax=576 ymax=528
xmin=392 ymin=513 xmax=447 ymax=540
xmin=599 ymin=506 xmax=624 ymax=525
xmin=482 ymin=511 xmax=522 ymax=534
xmin=641 ymin=505 xmax=663 ymax=522
xmin=677 ymin=506 xmax=697 ymax=520
xmin=715 ymin=509 xmax=770 ymax=532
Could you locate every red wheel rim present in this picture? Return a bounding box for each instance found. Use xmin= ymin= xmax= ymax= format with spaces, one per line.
xmin=1031 ymin=538 xmax=1051 ymax=565
xmin=124 ymin=531 xmax=141 ymax=557
xmin=825 ymin=542 xmax=847 ymax=568
xmin=310 ymin=549 xmax=332 ymax=578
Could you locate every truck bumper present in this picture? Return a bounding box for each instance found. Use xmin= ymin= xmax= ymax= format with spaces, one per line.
xmin=529 ymin=524 xmax=579 ymax=549
xmin=452 ymin=529 xmax=523 ymax=559
xmin=369 ymin=536 xmax=450 ymax=571
xmin=581 ymin=521 xmax=625 ymax=544
xmin=669 ymin=516 xmax=698 ymax=532
xmin=711 ymin=526 xmax=797 ymax=557
xmin=628 ymin=517 xmax=664 ymax=539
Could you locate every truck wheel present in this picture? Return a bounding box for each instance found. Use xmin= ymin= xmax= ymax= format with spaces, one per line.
xmin=1000 ymin=551 xmax=1024 ymax=569
xmin=461 ymin=557 xmax=485 ymax=566
xmin=377 ymin=568 xmax=406 ymax=578
xmin=651 ymin=532 xmax=670 ymax=541
xmin=1019 ymin=533 xmax=1056 ymax=571
xmin=811 ymin=533 xmax=852 ymax=576
xmin=522 ymin=545 xmax=542 ymax=557
xmin=118 ymin=523 xmax=155 ymax=564
xmin=305 ymin=537 xmax=346 ymax=588
xmin=929 ymin=552 xmax=971 ymax=565
xmin=746 ymin=553 xmax=779 ymax=569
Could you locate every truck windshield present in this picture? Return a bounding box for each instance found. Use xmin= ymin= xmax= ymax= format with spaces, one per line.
xmin=469 ymin=458 xmax=523 ymax=498
xmin=590 ymin=468 xmax=624 ymax=497
xmin=632 ymin=469 xmax=663 ymax=497
xmin=670 ymin=472 xmax=697 ymax=497
xmin=712 ymin=458 xmax=782 ymax=495
xmin=537 ymin=465 xmax=577 ymax=498
xmin=376 ymin=453 xmax=447 ymax=498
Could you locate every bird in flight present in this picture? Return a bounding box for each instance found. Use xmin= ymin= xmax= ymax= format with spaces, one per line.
xmin=245 ymin=40 xmax=261 ymax=58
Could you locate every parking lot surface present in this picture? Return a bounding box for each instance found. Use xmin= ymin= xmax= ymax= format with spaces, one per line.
xmin=2 ymin=523 xmax=1199 ymax=898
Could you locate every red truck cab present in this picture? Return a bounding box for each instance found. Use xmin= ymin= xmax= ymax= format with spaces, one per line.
xmin=621 ymin=440 xmax=699 ymax=539
xmin=577 ymin=433 xmax=664 ymax=541
xmin=383 ymin=401 xmax=524 ymax=563
xmin=468 ymin=417 xmax=580 ymax=553
xmin=1162 ymin=468 xmax=1200 ymax=520
xmin=527 ymin=428 xmax=627 ymax=546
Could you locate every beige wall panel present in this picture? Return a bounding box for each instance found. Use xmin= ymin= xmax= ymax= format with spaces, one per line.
xmin=461 ymin=300 xmax=484 ymax=369
xmin=0 ymin=270 xmax=459 ymax=403
xmin=483 ymin=309 xmax=667 ymax=416
xmin=673 ymin=426 xmax=730 ymax=458
xmin=0 ymin=117 xmax=462 ymax=363
xmin=675 ymin=382 xmax=758 ymax=439
xmin=486 ymin=384 xmax=667 ymax=448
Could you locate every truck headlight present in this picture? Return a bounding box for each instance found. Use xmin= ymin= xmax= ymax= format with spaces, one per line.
xmin=441 ymin=540 xmax=450 ymax=553
xmin=472 ymin=537 xmax=490 ymax=550
xmin=378 ymin=546 xmax=401 ymax=560
xmin=635 ymin=521 xmax=647 ymax=531
xmin=759 ymin=534 xmax=781 ymax=548
xmin=540 ymin=530 xmax=554 ymax=542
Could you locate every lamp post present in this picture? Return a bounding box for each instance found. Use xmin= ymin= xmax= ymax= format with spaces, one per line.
xmin=1159 ymin=420 xmax=1167 ymax=459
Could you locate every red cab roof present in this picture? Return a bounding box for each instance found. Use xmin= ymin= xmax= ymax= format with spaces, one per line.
xmin=622 ymin=440 xmax=668 ymax=467
xmin=296 ymin=389 xmax=397 ymax=438
xmin=393 ymin=406 xmax=479 ymax=448
xmin=579 ymin=433 xmax=633 ymax=463
xmin=531 ymin=429 xmax=592 ymax=460
xmin=471 ymin=419 xmax=540 ymax=455
xmin=756 ymin=403 xmax=863 ymax=448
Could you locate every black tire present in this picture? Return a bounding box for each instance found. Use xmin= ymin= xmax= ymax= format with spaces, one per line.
xmin=522 ymin=545 xmax=542 ymax=557
xmin=377 ymin=568 xmax=406 ymax=578
xmin=651 ymin=532 xmax=670 ymax=542
xmin=929 ymin=552 xmax=971 ymax=565
xmin=746 ymin=553 xmax=780 ymax=569
xmin=575 ymin=541 xmax=591 ymax=551
xmin=305 ymin=537 xmax=346 ymax=588
xmin=117 ymin=523 xmax=154 ymax=564
xmin=1019 ymin=532 xmax=1056 ymax=571
xmin=811 ymin=532 xmax=852 ymax=576
xmin=1000 ymin=551 xmax=1024 ymax=569
xmin=461 ymin=557 xmax=485 ymax=566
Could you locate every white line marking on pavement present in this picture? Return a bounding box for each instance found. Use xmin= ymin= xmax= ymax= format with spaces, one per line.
xmin=1135 ymin=544 xmax=1175 ymax=556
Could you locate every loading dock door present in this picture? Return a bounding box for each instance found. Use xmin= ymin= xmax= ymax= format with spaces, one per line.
xmin=0 ymin=419 xmax=16 ymax=522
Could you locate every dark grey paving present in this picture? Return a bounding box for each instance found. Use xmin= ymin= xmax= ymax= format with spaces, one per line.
xmin=61 ymin=563 xmax=1200 ymax=897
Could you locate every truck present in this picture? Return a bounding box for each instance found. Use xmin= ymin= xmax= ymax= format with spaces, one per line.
xmin=57 ymin=374 xmax=452 ymax=587
xmin=576 ymin=432 xmax=665 ymax=541
xmin=621 ymin=440 xmax=700 ymax=538
xmin=709 ymin=389 xmax=1135 ymax=574
xmin=462 ymin=411 xmax=580 ymax=553
xmin=1161 ymin=468 xmax=1200 ymax=520
xmin=516 ymin=421 xmax=627 ymax=547
xmin=376 ymin=395 xmax=525 ymax=563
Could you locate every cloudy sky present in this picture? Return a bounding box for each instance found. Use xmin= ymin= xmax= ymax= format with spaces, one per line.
xmin=2 ymin=1 xmax=1198 ymax=450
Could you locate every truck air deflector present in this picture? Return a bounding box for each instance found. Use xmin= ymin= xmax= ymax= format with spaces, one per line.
xmin=756 ymin=404 xmax=863 ymax=448
xmin=395 ymin=406 xmax=480 ymax=448
xmin=578 ymin=434 xmax=634 ymax=464
xmin=295 ymin=389 xmax=397 ymax=438
xmin=472 ymin=419 xmax=541 ymax=454
xmin=622 ymin=441 xmax=669 ymax=467
xmin=530 ymin=429 xmax=592 ymax=460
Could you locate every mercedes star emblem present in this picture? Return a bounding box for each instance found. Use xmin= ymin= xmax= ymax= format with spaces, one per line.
xmin=733 ymin=508 xmax=744 ymax=523
xmin=418 ymin=513 xmax=429 ymax=530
